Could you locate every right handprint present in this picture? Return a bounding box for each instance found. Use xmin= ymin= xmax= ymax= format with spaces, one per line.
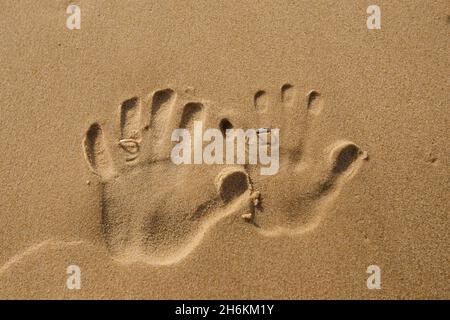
xmin=247 ymin=84 xmax=368 ymax=236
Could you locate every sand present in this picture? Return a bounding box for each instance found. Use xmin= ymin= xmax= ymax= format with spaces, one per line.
xmin=0 ymin=0 xmax=448 ymax=299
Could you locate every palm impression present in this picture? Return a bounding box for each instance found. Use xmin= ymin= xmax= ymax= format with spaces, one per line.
xmin=83 ymin=88 xmax=257 ymax=265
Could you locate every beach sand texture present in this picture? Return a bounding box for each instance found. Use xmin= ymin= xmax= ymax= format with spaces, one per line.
xmin=0 ymin=0 xmax=448 ymax=299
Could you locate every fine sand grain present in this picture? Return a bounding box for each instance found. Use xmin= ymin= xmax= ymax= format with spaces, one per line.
xmin=0 ymin=0 xmax=448 ymax=299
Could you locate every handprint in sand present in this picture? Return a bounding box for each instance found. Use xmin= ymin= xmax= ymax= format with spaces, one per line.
xmin=83 ymin=88 xmax=257 ymax=265
xmin=82 ymin=84 xmax=366 ymax=265
xmin=245 ymin=84 xmax=367 ymax=236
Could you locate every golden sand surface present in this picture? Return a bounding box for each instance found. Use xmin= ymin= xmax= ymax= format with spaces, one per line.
xmin=0 ymin=1 xmax=448 ymax=299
